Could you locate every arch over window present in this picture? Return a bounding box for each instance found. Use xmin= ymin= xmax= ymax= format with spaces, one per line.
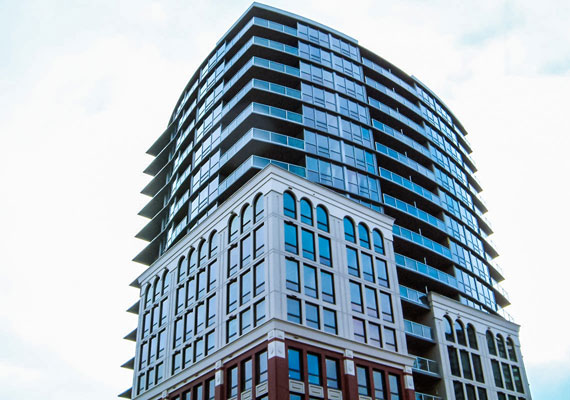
xmin=506 ymin=337 xmax=517 ymax=361
xmin=144 ymin=285 xmax=152 ymax=309
xmin=443 ymin=316 xmax=455 ymax=342
xmin=177 ymin=256 xmax=187 ymax=283
xmin=300 ymin=198 xmax=313 ymax=225
xmin=153 ymin=278 xmax=161 ymax=301
xmin=283 ymin=191 xmax=296 ymax=218
xmin=254 ymin=194 xmax=264 ymax=223
xmin=467 ymin=324 xmax=478 ymax=349
xmin=455 ymin=320 xmax=467 ymax=346
xmin=229 ymin=214 xmax=239 ymax=242
xmin=316 ymin=205 xmax=329 ymax=232
xmin=198 ymin=240 xmax=207 ymax=266
xmin=372 ymin=229 xmax=385 ymax=254
xmin=496 ymin=334 xmax=507 ymax=358
xmin=344 ymin=217 xmax=355 ymax=242
xmin=241 ymin=204 xmax=252 ymax=232
xmin=189 ymin=249 xmax=197 ymax=274
xmin=162 ymin=270 xmax=170 ymax=294
xmin=358 ymin=223 xmax=370 ymax=249
xmin=209 ymin=231 xmax=219 ymax=257
xmin=486 ymin=330 xmax=497 ymax=355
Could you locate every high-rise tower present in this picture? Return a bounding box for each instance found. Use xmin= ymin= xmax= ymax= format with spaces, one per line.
xmin=123 ymin=3 xmax=531 ymax=400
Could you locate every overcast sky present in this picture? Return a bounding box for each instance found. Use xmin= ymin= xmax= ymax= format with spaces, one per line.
xmin=0 ymin=0 xmax=568 ymax=399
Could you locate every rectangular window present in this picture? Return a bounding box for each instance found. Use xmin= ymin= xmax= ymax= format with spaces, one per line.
xmin=454 ymin=381 xmax=465 ymax=400
xmin=207 ymin=296 xmax=216 ymax=327
xmin=228 ymin=246 xmax=238 ymax=277
xmin=241 ymin=270 xmax=252 ymax=305
xmin=288 ymin=348 xmax=302 ymax=380
xmin=384 ymin=327 xmax=397 ymax=352
xmin=255 ymin=299 xmax=266 ymax=325
xmin=306 ymin=302 xmax=320 ymax=329
xmin=302 ymin=229 xmax=315 ymax=260
xmin=254 ymin=261 xmax=265 ymax=296
xmin=240 ymin=308 xmax=252 ymax=334
xmin=242 ymin=358 xmax=253 ymax=391
xmin=347 ymin=247 xmax=360 ymax=277
xmin=512 ymin=366 xmax=524 ymax=393
xmin=206 ymin=330 xmax=215 ymax=354
xmin=254 ymin=225 xmax=265 ymax=258
xmin=194 ymin=337 xmax=204 ymax=361
xmin=388 ymin=374 xmax=401 ymax=400
xmin=149 ymin=336 xmax=157 ymax=361
xmin=174 ymin=318 xmax=183 ymax=348
xmin=197 ymin=270 xmax=206 ymax=299
xmin=195 ymin=303 xmax=205 ymax=333
xmin=361 ymin=253 xmax=374 ymax=282
xmin=380 ymin=292 xmax=394 ymax=322
xmin=323 ymin=308 xmax=337 ymax=334
xmin=257 ymin=351 xmax=268 ymax=383
xmin=307 ymin=353 xmax=321 ymax=385
xmin=156 ymin=362 xmax=164 ymax=383
xmin=207 ymin=377 xmax=215 ymax=400
xmin=287 ymin=297 xmax=301 ymax=324
xmin=208 ymin=261 xmax=217 ymax=291
xmin=321 ymin=271 xmax=335 ymax=303
xmin=350 ymin=281 xmax=363 ymax=313
xmin=241 ymin=235 xmax=252 ymax=266
xmin=172 ymin=352 xmax=181 ymax=374
xmin=448 ymin=346 xmax=461 ymax=376
xmin=143 ymin=312 xmax=151 ymax=337
xmin=227 ymin=317 xmax=237 ymax=343
xmin=357 ymin=366 xmax=370 ymax=395
xmin=373 ymin=370 xmax=385 ymax=400
xmin=492 ymin=360 xmax=503 ymax=388
xmin=365 ymin=287 xmax=379 ymax=318
xmin=326 ymin=358 xmax=340 ymax=389
xmin=353 ymin=318 xmax=366 ymax=343
xmin=227 ymin=281 xmax=238 ymax=313
xmin=477 ymin=388 xmax=488 ymax=400
xmin=176 ymin=286 xmax=186 ymax=314
xmin=286 ymin=258 xmax=300 ymax=291
xmin=152 ymin=306 xmax=159 ymax=332
xmin=304 ymin=264 xmax=318 ymax=298
xmin=187 ymin=278 xmax=196 ymax=304
xmin=376 ymin=258 xmax=389 ymax=287
xmin=194 ymin=384 xmax=203 ymax=400
xmin=472 ymin=354 xmax=485 ymax=383
xmin=158 ymin=330 xmax=166 ymax=358
xmin=184 ymin=310 xmax=193 ymax=342
xmin=502 ymin=363 xmax=514 ymax=390
xmin=160 ymin=299 xmax=168 ymax=326
xmin=183 ymin=345 xmax=192 ymax=368
xmin=228 ymin=366 xmax=238 ymax=397
xmin=369 ymin=322 xmax=382 ymax=348
xmin=465 ymin=384 xmax=476 ymax=400
xmin=460 ymin=350 xmax=473 ymax=379
xmin=318 ymin=236 xmax=332 ymax=266
xmin=284 ymin=222 xmax=298 ymax=254
xmin=140 ymin=343 xmax=148 ymax=367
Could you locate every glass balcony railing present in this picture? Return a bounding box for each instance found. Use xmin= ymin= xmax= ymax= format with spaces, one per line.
xmin=371 ymin=119 xmax=431 ymax=159
xmin=393 ymin=224 xmax=452 ymax=260
xmin=412 ymin=356 xmax=440 ymax=375
xmin=395 ymin=253 xmax=459 ymax=289
xmin=376 ymin=143 xmax=435 ymax=181
xmin=399 ymin=285 xmax=428 ymax=307
xmin=384 ymin=194 xmax=446 ymax=232
xmin=379 ymin=167 xmax=440 ymax=205
xmin=416 ymin=393 xmax=442 ymax=400
xmin=404 ymin=320 xmax=433 ymax=340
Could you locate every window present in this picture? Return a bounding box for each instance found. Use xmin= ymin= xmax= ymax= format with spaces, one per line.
xmin=304 ymin=265 xmax=318 ymax=298
xmin=284 ymin=222 xmax=298 ymax=254
xmin=359 ymin=223 xmax=370 ymax=249
xmin=242 ymin=204 xmax=252 ymax=232
xmin=184 ymin=310 xmax=193 ymax=341
xmin=326 ymin=359 xmax=340 ymax=388
xmin=454 ymin=381 xmax=465 ymax=400
xmin=195 ymin=303 xmax=205 ymax=333
xmin=209 ymin=231 xmax=219 ymax=258
xmin=229 ymin=215 xmax=239 ymax=242
xmin=477 ymin=388 xmax=488 ymax=400
xmin=357 ymin=366 xmax=370 ymax=395
xmin=512 ymin=366 xmax=524 ymax=393
xmin=228 ymin=366 xmax=238 ymax=397
xmin=286 ymin=259 xmax=300 ymax=291
xmin=487 ymin=330 xmax=497 ymax=355
xmin=302 ymin=229 xmax=315 ymax=260
xmin=497 ymin=334 xmax=507 ymax=358
xmin=254 ymin=225 xmax=265 ymax=257
xmin=353 ymin=318 xmax=366 ymax=342
xmin=140 ymin=342 xmax=148 ymax=367
xmin=288 ymin=348 xmax=302 ymax=380
xmin=241 ymin=270 xmax=252 ymax=305
xmin=300 ymin=198 xmax=313 ymax=225
xmin=350 ymin=281 xmax=363 ymax=313
xmin=321 ymin=271 xmax=335 ymax=303
xmin=323 ymin=308 xmax=337 ymax=334
xmin=183 ymin=345 xmax=192 ymax=368
xmin=502 ymin=363 xmax=514 ymax=390
xmin=344 ymin=217 xmax=355 ymax=242
xmin=316 ymin=205 xmax=329 ymax=231
xmin=318 ymin=236 xmax=332 ymax=267
xmin=254 ymin=299 xmax=265 ymax=325
xmin=472 ymin=354 xmax=485 ymax=383
xmin=172 ymin=352 xmax=182 ymax=374
xmin=388 ymin=374 xmax=400 ymax=400
xmin=241 ymin=235 xmax=252 ymax=266
xmin=362 ymin=253 xmax=374 ymax=282
xmin=228 ymin=246 xmax=238 ymax=277
xmin=455 ymin=320 xmax=467 ymax=345
xmin=176 ymin=286 xmax=186 ymax=314
xmin=242 ymin=358 xmax=253 ymax=390
xmin=365 ymin=287 xmax=379 ymax=318
xmin=152 ymin=306 xmax=159 ymax=332
xmin=306 ymin=303 xmax=320 ymax=329
xmin=227 ymin=281 xmax=238 ymax=313
xmin=375 ymin=258 xmax=389 ymax=287
xmin=160 ymin=299 xmax=168 ymax=326
xmin=307 ymin=353 xmax=321 ymax=385
xmin=227 ymin=318 xmax=237 ymax=343
xmin=373 ymin=370 xmax=385 ymax=400
xmin=187 ymin=278 xmax=196 ymax=304
xmin=448 ymin=346 xmax=461 ymax=376
xmin=206 ymin=330 xmax=215 ymax=354
xmin=506 ymin=338 xmax=517 ymax=361
xmin=153 ymin=279 xmax=160 ymax=302
xmin=491 ymin=360 xmax=503 ymax=388
xmin=460 ymin=350 xmax=473 ymax=379
xmin=207 ymin=377 xmax=215 ymax=400
xmin=241 ymin=308 xmax=252 ymax=334
xmin=444 ymin=316 xmax=454 ymax=342
xmin=284 ymin=191 xmax=296 ymax=218
xmin=254 ymin=194 xmax=264 ymax=223
xmin=198 ymin=241 xmax=207 ymax=267
xmin=467 ymin=324 xmax=478 ymax=349
xmin=162 ymin=271 xmax=170 ymax=294
xmin=254 ymin=261 xmax=265 ymax=296
xmin=384 ymin=327 xmax=397 ymax=351
xmin=189 ymin=250 xmax=198 ymax=275
xmin=194 ymin=384 xmax=203 ymax=400
xmin=347 ymin=247 xmax=360 ymax=277
xmin=206 ymin=296 xmax=216 ymax=327
xmin=256 ymin=351 xmax=268 ymax=384
xmin=207 ymin=261 xmax=218 ymax=291
xmin=380 ymin=292 xmax=393 ymax=322
xmin=194 ymin=337 xmax=204 ymax=360
xmin=197 ymin=270 xmax=206 ymax=299
xmin=287 ymin=297 xmax=301 ymax=324
xmin=177 ymin=257 xmax=187 ymax=284
xmin=372 ymin=229 xmax=384 ymax=254
xmin=369 ymin=323 xmax=382 ymax=348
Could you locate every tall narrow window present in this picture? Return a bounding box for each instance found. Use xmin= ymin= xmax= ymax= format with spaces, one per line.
xmin=195 ymin=303 xmax=205 ymax=333
xmin=306 ymin=353 xmax=321 ymax=385
xmin=376 ymin=258 xmax=389 ymax=287
xmin=365 ymin=287 xmax=379 ymax=318
xmin=323 ymin=308 xmax=337 ymax=334
xmin=302 ymin=229 xmax=315 ymax=260
xmin=304 ymin=265 xmax=318 ymax=298
xmin=321 ymin=271 xmax=335 ymax=303
xmin=353 ymin=318 xmax=366 ymax=342
xmin=347 ymin=247 xmax=359 ymax=277
xmin=300 ymin=198 xmax=313 ymax=225
xmin=350 ymin=282 xmax=363 ymax=313
xmin=318 ymin=236 xmax=332 ymax=267
xmin=384 ymin=327 xmax=397 ymax=352
xmin=502 ymin=363 xmax=514 ymax=390
xmin=240 ymin=308 xmax=252 ymax=334
xmin=284 ymin=222 xmax=298 ymax=254
xmin=229 ymin=215 xmax=239 ymax=242
xmin=362 ymin=253 xmax=374 ymax=282
xmin=254 ymin=194 xmax=264 ymax=223
xmin=254 ymin=261 xmax=265 ymax=296
xmin=453 ymin=381 xmax=465 ymax=400
xmin=455 ymin=320 xmax=467 ymax=345
xmin=357 ymin=366 xmax=370 ymax=395
xmin=177 ymin=257 xmax=187 ymax=284
xmin=380 ymin=292 xmax=393 ymax=322
xmin=242 ymin=204 xmax=252 ymax=232
xmin=227 ymin=318 xmax=237 ymax=343
xmin=369 ymin=323 xmax=382 ymax=348
xmin=208 ymin=261 xmax=217 ymax=291
xmin=242 ymin=358 xmax=253 ymax=391
xmin=477 ymin=388 xmax=488 ymax=400
xmin=316 ymin=205 xmax=329 ymax=232
xmin=373 ymin=229 xmax=384 ymax=254
xmin=240 ymin=270 xmax=251 ymax=305
xmin=512 ymin=366 xmax=524 ymax=393
xmin=326 ymin=358 xmax=340 ymax=389
xmin=241 ymin=234 xmax=252 ymax=266
xmin=254 ymin=299 xmax=265 ymax=325
xmin=460 ymin=350 xmax=473 ymax=379
xmin=198 ymin=240 xmax=207 ymax=267
xmin=487 ymin=330 xmax=497 ymax=355
xmin=306 ymin=303 xmax=320 ymax=329
xmin=472 ymin=354 xmax=485 ymax=383
xmin=162 ymin=271 xmax=170 ymax=294
xmin=388 ymin=374 xmax=401 ymax=400
xmin=197 ymin=270 xmax=206 ymax=299
xmin=448 ymin=346 xmax=461 ymax=376
xmin=206 ymin=296 xmax=216 ymax=327
xmin=506 ymin=338 xmax=517 ymax=362
xmin=209 ymin=231 xmax=219 ymax=257
xmin=287 ymin=297 xmax=301 ymax=324
xmin=491 ymin=360 xmax=503 ymax=388
xmin=284 ymin=192 xmax=296 ymax=218
xmin=467 ymin=324 xmax=478 ymax=349
xmin=254 ymin=225 xmax=265 ymax=258
xmin=344 ymin=217 xmax=355 ymax=242
xmin=228 ymin=366 xmax=238 ymax=397
xmin=373 ymin=370 xmax=385 ymax=400
xmin=207 ymin=377 xmax=215 ymax=400
xmin=496 ymin=335 xmax=507 ymax=358
xmin=358 ymin=223 xmax=370 ymax=249
xmin=288 ymin=348 xmax=302 ymax=380
xmin=256 ymin=351 xmax=268 ymax=383
xmin=286 ymin=259 xmax=300 ymax=292
xmin=444 ymin=316 xmax=455 ymax=342
xmin=227 ymin=281 xmax=238 ymax=313
xmin=228 ymin=246 xmax=238 ymax=277
xmin=189 ymin=249 xmax=198 ymax=274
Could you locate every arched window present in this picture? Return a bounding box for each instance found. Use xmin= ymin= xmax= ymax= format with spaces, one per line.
xmin=467 ymin=324 xmax=478 ymax=349
xmin=283 ymin=191 xmax=296 ymax=218
xmin=455 ymin=320 xmax=467 ymax=346
xmin=486 ymin=330 xmax=497 ymax=355
xmin=254 ymin=194 xmax=264 ymax=223
xmin=373 ymin=229 xmax=385 ymax=254
xmin=209 ymin=231 xmax=219 ymax=258
xmin=242 ymin=204 xmax=252 ymax=232
xmin=358 ymin=223 xmax=370 ymax=249
xmin=177 ymin=256 xmax=187 ymax=283
xmin=496 ymin=334 xmax=507 ymax=358
xmin=198 ymin=240 xmax=207 ymax=266
xmin=443 ymin=316 xmax=455 ymax=342
xmin=344 ymin=217 xmax=355 ymax=242
xmin=189 ymin=249 xmax=197 ymax=274
xmin=144 ymin=285 xmax=152 ymax=309
xmin=153 ymin=278 xmax=161 ymax=302
xmin=229 ymin=214 xmax=239 ymax=242
xmin=506 ymin=337 xmax=517 ymax=361
xmin=162 ymin=270 xmax=170 ymax=294
xmin=316 ymin=205 xmax=329 ymax=232
xmin=300 ymin=198 xmax=313 ymax=225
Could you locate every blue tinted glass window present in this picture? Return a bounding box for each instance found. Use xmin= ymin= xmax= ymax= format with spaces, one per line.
xmin=358 ymin=223 xmax=370 ymax=249
xmin=307 ymin=353 xmax=321 ymax=385
xmin=284 ymin=222 xmax=298 ymax=254
xmin=316 ymin=206 xmax=329 ymax=232
xmin=344 ymin=218 xmax=355 ymax=242
xmin=300 ymin=199 xmax=313 ymax=225
xmin=288 ymin=348 xmax=302 ymax=380
xmin=302 ymin=229 xmax=315 ymax=260
xmin=318 ymin=236 xmax=332 ymax=267
xmin=284 ymin=192 xmax=296 ymax=218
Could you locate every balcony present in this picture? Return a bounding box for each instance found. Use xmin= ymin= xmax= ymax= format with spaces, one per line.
xmin=399 ymin=285 xmax=428 ymax=308
xmin=412 ymin=355 xmax=440 ymax=376
xmin=404 ymin=320 xmax=433 ymax=341
xmin=415 ymin=392 xmax=442 ymax=400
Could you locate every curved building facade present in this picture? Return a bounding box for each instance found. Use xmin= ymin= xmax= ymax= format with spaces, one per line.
xmin=125 ymin=3 xmax=531 ymax=400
